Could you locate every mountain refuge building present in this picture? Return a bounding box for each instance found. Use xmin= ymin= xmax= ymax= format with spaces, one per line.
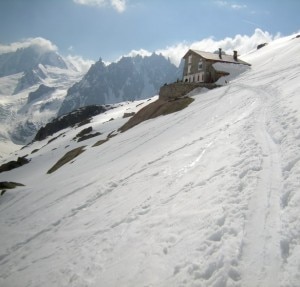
xmin=182 ymin=48 xmax=251 ymax=84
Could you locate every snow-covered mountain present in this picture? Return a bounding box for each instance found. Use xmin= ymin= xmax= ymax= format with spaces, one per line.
xmin=0 ymin=46 xmax=89 ymax=154
xmin=58 ymin=53 xmax=182 ymax=116
xmin=1 ymin=33 xmax=300 ymax=286
xmin=0 ymin=45 xmax=67 ymax=78
xmin=0 ymin=46 xmax=182 ymax=153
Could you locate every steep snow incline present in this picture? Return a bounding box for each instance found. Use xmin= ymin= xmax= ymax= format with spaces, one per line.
xmin=0 ymin=34 xmax=300 ymax=287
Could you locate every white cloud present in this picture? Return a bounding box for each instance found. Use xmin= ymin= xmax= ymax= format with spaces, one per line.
xmin=124 ymin=29 xmax=276 ymax=67
xmin=111 ymin=0 xmax=126 ymax=13
xmin=66 ymin=55 xmax=94 ymax=73
xmin=73 ymin=0 xmax=126 ymax=13
xmin=125 ymin=49 xmax=152 ymax=58
xmin=0 ymin=37 xmax=58 ymax=54
xmin=73 ymin=0 xmax=105 ymax=7
xmin=231 ymin=4 xmax=247 ymax=9
xmin=215 ymin=0 xmax=228 ymax=7
xmin=215 ymin=1 xmax=247 ymax=10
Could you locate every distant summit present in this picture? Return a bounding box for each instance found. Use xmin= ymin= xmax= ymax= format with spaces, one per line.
xmin=0 ymin=46 xmax=67 ymax=77
xmin=58 ymin=53 xmax=183 ymax=116
xmin=0 ymin=44 xmax=84 ymax=146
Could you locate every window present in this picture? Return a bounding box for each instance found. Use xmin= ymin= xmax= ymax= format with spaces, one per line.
xmin=188 ymin=65 xmax=191 ymax=74
xmin=198 ymin=60 xmax=203 ymax=71
xmin=188 ymin=55 xmax=192 ymax=64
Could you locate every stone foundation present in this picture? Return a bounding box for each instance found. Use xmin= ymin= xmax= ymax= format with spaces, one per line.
xmin=159 ymin=82 xmax=219 ymax=101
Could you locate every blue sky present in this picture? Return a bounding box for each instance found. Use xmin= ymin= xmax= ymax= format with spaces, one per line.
xmin=0 ymin=0 xmax=299 ymax=62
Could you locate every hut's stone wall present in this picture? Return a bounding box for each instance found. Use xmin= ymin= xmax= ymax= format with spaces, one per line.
xmin=159 ymin=82 xmax=218 ymax=101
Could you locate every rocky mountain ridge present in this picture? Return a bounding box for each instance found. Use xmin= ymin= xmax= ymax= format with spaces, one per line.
xmin=58 ymin=53 xmax=183 ymax=116
xmin=0 ymin=45 xmax=183 ymax=149
xmin=0 ymin=46 xmax=67 ymax=77
xmin=0 ymin=46 xmax=85 ymax=149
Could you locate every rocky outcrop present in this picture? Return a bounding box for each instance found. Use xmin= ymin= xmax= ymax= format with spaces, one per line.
xmin=27 ymin=84 xmax=56 ymax=104
xmin=0 ymin=156 xmax=30 ymax=174
xmin=119 ymin=97 xmax=194 ymax=133
xmin=14 ymin=65 xmax=47 ymax=94
xmin=34 ymin=105 xmax=109 ymax=141
xmin=47 ymin=146 xmax=86 ymax=174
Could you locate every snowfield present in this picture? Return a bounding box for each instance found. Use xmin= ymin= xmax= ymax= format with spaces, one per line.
xmin=1 ymin=34 xmax=300 ymax=287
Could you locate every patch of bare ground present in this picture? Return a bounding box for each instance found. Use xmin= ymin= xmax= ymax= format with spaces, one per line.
xmin=119 ymin=97 xmax=194 ymax=132
xmin=0 ymin=156 xmax=30 ymax=174
xmin=0 ymin=182 xmax=25 ymax=196
xmin=92 ymin=131 xmax=117 ymax=147
xmin=47 ymin=146 xmax=86 ymax=174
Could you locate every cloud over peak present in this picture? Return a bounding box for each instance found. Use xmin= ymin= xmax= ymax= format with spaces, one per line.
xmin=126 ymin=29 xmax=276 ymax=66
xmin=0 ymin=37 xmax=58 ymax=55
xmin=73 ymin=0 xmax=126 ymax=13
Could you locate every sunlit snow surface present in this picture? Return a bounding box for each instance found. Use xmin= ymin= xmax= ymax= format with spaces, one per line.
xmin=1 ymin=34 xmax=300 ymax=286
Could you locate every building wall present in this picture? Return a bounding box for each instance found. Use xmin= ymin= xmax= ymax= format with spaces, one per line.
xmin=159 ymin=82 xmax=219 ymax=101
xmin=183 ymin=51 xmax=212 ymax=83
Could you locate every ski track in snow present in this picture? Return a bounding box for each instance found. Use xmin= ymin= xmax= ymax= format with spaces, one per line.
xmin=237 ymin=84 xmax=282 ymax=287
xmin=1 ymin=34 xmax=300 ymax=287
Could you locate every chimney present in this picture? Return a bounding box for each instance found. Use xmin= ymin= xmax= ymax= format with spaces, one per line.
xmin=233 ymin=50 xmax=238 ymax=61
xmin=219 ymin=48 xmax=222 ymax=59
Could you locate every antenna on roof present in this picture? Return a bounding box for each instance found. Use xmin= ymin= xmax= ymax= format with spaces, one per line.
xmin=219 ymin=48 xmax=222 ymax=59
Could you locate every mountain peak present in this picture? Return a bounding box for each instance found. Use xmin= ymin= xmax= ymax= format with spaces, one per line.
xmin=0 ymin=46 xmax=67 ymax=77
xmin=58 ymin=53 xmax=182 ymax=116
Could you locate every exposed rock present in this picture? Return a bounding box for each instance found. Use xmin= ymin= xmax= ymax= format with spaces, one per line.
xmin=257 ymin=43 xmax=268 ymax=50
xmin=34 ymin=105 xmax=109 ymax=142
xmin=47 ymin=146 xmax=86 ymax=174
xmin=159 ymin=82 xmax=218 ymax=101
xmin=0 ymin=156 xmax=30 ymax=174
xmin=123 ymin=112 xmax=136 ymax=118
xmin=75 ymin=127 xmax=93 ymax=139
xmin=0 ymin=181 xmax=25 ymax=190
xmin=13 ymin=65 xmax=47 ymax=94
xmin=119 ymin=97 xmax=194 ymax=133
xmin=73 ymin=126 xmax=102 ymax=142
xmin=92 ymin=139 xmax=108 ymax=147
xmin=27 ymin=84 xmax=56 ymax=104
xmin=77 ymin=132 xmax=101 ymax=142
xmin=92 ymin=130 xmax=117 ymax=147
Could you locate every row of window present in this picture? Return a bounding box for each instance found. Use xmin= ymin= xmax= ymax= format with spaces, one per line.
xmin=184 ymin=73 xmax=204 ymax=83
xmin=187 ymin=57 xmax=203 ymax=74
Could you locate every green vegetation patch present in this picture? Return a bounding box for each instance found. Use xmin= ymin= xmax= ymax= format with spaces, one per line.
xmin=119 ymin=97 xmax=194 ymax=132
xmin=47 ymin=146 xmax=86 ymax=174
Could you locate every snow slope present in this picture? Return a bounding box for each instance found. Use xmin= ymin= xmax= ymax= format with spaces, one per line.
xmin=1 ymin=34 xmax=300 ymax=287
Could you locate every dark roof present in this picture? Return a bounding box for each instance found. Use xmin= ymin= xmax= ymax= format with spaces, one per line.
xmin=183 ymin=49 xmax=251 ymax=66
